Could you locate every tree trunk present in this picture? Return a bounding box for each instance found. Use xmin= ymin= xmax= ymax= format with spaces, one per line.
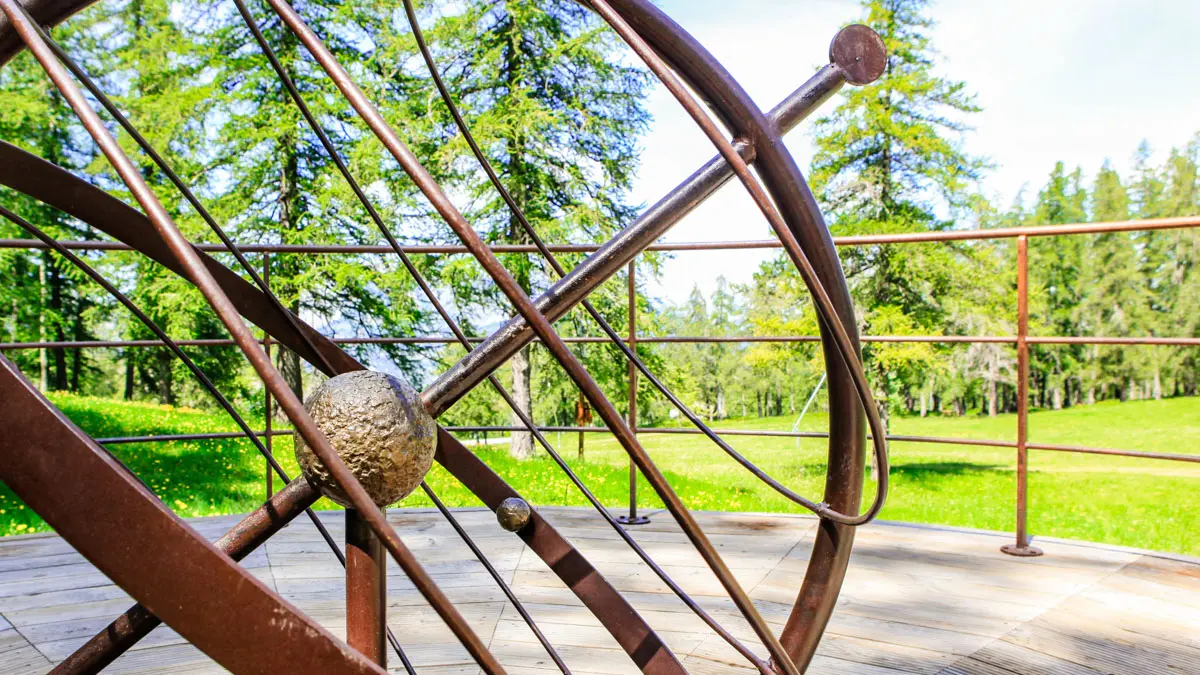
xmin=277 ymin=347 xmax=303 ymax=401
xmin=156 ymin=350 xmax=174 ymax=405
xmin=38 ymin=254 xmax=49 ymax=392
xmin=124 ymin=356 xmax=134 ymax=400
xmin=509 ymin=345 xmax=534 ymax=459
xmin=1153 ymin=370 xmax=1162 ymax=400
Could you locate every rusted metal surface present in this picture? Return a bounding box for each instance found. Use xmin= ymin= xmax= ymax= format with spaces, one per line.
xmin=0 ymin=0 xmax=97 ymax=65
xmin=346 ymin=510 xmax=388 ymax=666
xmin=2 ymin=0 xmax=1193 ymax=671
xmin=0 ymin=354 xmax=384 ymax=674
xmin=51 ymin=478 xmax=319 ymax=675
xmin=434 ymin=429 xmax=685 ymax=674
xmin=1001 ymin=236 xmax=1043 ymax=558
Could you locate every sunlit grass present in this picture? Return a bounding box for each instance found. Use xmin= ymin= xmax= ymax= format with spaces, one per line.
xmin=1 ymin=393 xmax=1196 ymax=555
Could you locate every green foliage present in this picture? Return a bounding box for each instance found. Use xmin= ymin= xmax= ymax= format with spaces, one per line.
xmin=3 ymin=393 xmax=1196 ymax=555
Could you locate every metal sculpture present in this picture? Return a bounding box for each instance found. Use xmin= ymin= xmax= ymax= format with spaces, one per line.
xmin=0 ymin=0 xmax=889 ymax=672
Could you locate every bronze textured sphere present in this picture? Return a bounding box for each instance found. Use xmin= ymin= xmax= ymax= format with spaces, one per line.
xmin=294 ymin=370 xmax=436 ymax=508
xmin=495 ymin=497 xmax=532 ymax=532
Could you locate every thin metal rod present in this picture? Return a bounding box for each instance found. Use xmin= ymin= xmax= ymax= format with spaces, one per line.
xmin=1002 ymin=235 xmax=1042 ymax=557
xmin=0 ymin=5 xmax=496 ymax=669
xmin=420 ymin=484 xmax=572 ymax=674
xmin=400 ymin=0 xmax=859 ymax=536
xmin=2 ymin=216 xmax=1197 ymax=255
xmin=6 ymin=333 xmax=1200 ymax=351
xmin=262 ymin=3 xmax=786 ymax=673
xmin=625 ymin=261 xmax=641 ymax=524
xmin=228 ymin=0 xmax=707 ymax=658
xmin=584 ymin=0 xmax=887 ymax=535
xmin=264 ymin=253 xmax=274 ymax=500
xmin=227 ymin=1 xmax=574 ymax=669
xmin=423 ymin=63 xmax=852 ymax=417
xmin=31 ymin=18 xmax=335 ymax=377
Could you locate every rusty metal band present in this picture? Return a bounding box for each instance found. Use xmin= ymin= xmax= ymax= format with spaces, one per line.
xmin=7 ymin=333 xmax=1200 ymax=351
xmin=435 ymin=429 xmax=684 ymax=674
xmin=0 ymin=356 xmax=386 ymax=675
xmin=0 ymin=4 xmax=502 ymax=670
xmin=589 ymin=0 xmax=877 ymax=668
xmin=0 ymin=141 xmax=358 ymax=377
xmin=225 ymin=1 xmax=585 ymax=668
xmin=50 ymin=478 xmax=319 ymax=675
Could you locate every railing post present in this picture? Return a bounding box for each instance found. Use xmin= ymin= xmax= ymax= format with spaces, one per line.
xmin=263 ymin=252 xmax=273 ymax=500
xmin=346 ymin=509 xmax=387 ymax=665
xmin=1002 ymin=235 xmax=1042 ymax=557
xmin=617 ymin=260 xmax=649 ymax=525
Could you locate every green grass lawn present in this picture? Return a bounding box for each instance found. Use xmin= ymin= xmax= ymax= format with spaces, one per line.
xmin=2 ymin=393 xmax=1197 ymax=555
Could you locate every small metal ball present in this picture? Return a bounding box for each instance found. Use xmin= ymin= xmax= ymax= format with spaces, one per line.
xmin=294 ymin=370 xmax=436 ymax=508
xmin=496 ymin=497 xmax=532 ymax=532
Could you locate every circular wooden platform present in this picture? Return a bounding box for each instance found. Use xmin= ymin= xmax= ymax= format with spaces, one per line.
xmin=0 ymin=507 xmax=1197 ymax=674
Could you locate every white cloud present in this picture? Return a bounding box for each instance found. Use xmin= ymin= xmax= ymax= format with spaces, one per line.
xmin=631 ymin=0 xmax=1200 ymax=303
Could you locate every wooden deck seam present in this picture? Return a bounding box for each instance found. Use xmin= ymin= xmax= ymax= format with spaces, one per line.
xmin=935 ymin=551 xmax=1143 ymax=675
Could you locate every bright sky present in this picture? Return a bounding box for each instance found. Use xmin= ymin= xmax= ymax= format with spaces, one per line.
xmin=635 ymin=0 xmax=1200 ymax=304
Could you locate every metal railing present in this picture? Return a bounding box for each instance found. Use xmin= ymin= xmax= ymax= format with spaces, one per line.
xmin=2 ymin=213 xmax=1198 ymax=556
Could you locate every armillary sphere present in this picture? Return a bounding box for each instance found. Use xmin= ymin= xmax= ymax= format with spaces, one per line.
xmin=0 ymin=0 xmax=889 ymax=672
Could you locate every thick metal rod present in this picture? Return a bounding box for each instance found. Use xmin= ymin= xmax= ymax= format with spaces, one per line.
xmin=423 ymin=62 xmax=848 ymax=416
xmin=346 ymin=510 xmax=387 ymax=666
xmin=50 ymin=478 xmax=320 ymax=675
xmin=1002 ymin=236 xmax=1043 ymax=557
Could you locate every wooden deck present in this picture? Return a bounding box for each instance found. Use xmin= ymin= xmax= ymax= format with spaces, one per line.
xmin=0 ymin=507 xmax=1197 ymax=674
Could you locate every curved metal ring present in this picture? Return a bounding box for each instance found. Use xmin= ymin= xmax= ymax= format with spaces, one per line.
xmin=584 ymin=1 xmax=882 ymax=668
xmin=0 ymin=0 xmax=883 ymax=670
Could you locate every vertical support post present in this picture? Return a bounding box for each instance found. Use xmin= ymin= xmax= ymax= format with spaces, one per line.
xmin=617 ymin=260 xmax=649 ymax=525
xmin=1002 ymin=235 xmax=1042 ymax=557
xmin=263 ymin=253 xmax=273 ymax=500
xmin=346 ymin=509 xmax=387 ymax=665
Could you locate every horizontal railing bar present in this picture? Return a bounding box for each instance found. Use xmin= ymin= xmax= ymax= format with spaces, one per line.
xmin=93 ymin=426 xmax=1200 ymax=464
xmin=1 ymin=215 xmax=1197 ymax=255
xmin=6 ymin=334 xmax=1199 ymax=350
xmin=96 ymin=431 xmax=289 ymax=444
xmin=1025 ymin=442 xmax=1200 ymax=464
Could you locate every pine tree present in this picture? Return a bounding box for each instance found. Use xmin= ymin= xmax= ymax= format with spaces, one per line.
xmin=809 ymin=0 xmax=984 ymax=424
xmin=400 ymin=0 xmax=650 ymax=458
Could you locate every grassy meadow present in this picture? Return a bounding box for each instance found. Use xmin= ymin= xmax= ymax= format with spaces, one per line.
xmin=1 ymin=393 xmax=1196 ymax=555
